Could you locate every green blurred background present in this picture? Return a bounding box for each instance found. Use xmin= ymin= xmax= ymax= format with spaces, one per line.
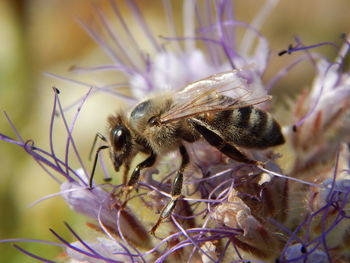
xmin=0 ymin=0 xmax=349 ymax=262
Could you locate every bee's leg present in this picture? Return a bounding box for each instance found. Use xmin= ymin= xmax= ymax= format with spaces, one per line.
xmin=150 ymin=145 xmax=189 ymax=235
xmin=122 ymin=152 xmax=157 ymax=200
xmin=189 ymin=119 xmax=261 ymax=165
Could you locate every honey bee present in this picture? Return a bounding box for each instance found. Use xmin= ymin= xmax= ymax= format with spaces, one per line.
xmin=90 ymin=70 xmax=285 ymax=234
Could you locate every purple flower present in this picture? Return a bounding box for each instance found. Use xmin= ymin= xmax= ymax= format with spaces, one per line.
xmin=282 ymin=243 xmax=328 ymax=263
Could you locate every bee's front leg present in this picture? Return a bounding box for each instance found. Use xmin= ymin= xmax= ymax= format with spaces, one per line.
xmin=122 ymin=152 xmax=157 ymax=201
xmin=150 ymin=145 xmax=189 ymax=235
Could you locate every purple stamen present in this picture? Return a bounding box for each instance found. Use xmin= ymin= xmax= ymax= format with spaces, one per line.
xmin=12 ymin=245 xmax=57 ymax=263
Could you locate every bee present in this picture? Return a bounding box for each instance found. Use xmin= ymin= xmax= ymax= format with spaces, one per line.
xmin=90 ymin=70 xmax=285 ymax=234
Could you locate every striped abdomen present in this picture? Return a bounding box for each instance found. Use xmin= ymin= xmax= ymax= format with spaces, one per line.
xmin=196 ymin=106 xmax=285 ymax=149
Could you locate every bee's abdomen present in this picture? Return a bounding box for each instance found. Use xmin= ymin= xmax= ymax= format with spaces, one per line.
xmin=216 ymin=106 xmax=285 ymax=149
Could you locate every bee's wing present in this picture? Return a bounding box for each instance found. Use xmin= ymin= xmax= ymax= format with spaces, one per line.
xmin=160 ymin=71 xmax=271 ymax=124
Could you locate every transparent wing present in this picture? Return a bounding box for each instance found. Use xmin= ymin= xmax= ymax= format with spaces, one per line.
xmin=160 ymin=70 xmax=271 ymax=124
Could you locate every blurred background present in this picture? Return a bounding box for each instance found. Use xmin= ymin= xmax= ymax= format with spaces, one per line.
xmin=0 ymin=0 xmax=349 ymax=262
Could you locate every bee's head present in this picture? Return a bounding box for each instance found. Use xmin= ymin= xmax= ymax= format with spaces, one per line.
xmin=108 ymin=115 xmax=132 ymax=172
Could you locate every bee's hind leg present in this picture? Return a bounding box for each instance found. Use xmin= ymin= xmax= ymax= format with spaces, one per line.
xmin=150 ymin=145 xmax=189 ymax=236
xmin=189 ymin=119 xmax=262 ymax=166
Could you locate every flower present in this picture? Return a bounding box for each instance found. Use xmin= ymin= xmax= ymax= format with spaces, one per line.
xmin=1 ymin=1 xmax=350 ymax=263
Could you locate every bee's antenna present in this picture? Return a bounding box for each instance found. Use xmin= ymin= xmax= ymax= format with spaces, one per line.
xmin=89 ymin=133 xmax=108 ymax=160
xmin=89 ymin=145 xmax=110 ymax=189
xmin=89 ymin=133 xmax=110 ymax=189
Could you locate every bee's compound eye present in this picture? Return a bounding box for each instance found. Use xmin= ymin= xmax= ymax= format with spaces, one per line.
xmin=111 ymin=125 xmax=131 ymax=150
